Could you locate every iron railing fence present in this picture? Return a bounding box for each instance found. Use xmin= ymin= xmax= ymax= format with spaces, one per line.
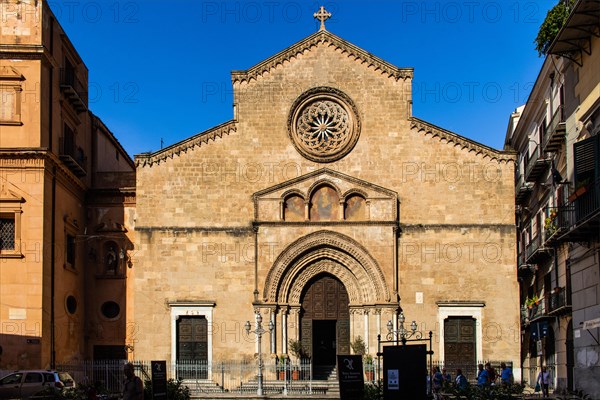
xmin=56 ymin=359 xmax=329 ymax=395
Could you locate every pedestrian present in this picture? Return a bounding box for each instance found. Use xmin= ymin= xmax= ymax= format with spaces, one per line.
xmin=537 ymin=366 xmax=551 ymax=397
xmin=477 ymin=363 xmax=489 ymax=386
xmin=455 ymin=368 xmax=468 ymax=391
xmin=500 ymin=362 xmax=513 ymax=385
xmin=442 ymin=368 xmax=452 ymax=388
xmin=485 ymin=362 xmax=497 ymax=385
xmin=432 ymin=366 xmax=443 ymax=397
xmin=123 ymin=363 xmax=144 ymax=400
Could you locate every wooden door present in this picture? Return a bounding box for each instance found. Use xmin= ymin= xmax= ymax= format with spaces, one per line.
xmin=301 ymin=274 xmax=350 ymax=360
xmin=444 ymin=317 xmax=476 ymax=369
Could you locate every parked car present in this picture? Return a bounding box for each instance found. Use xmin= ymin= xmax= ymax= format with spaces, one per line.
xmin=0 ymin=370 xmax=75 ymax=399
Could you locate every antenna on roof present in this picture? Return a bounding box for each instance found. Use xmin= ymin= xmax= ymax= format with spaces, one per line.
xmin=160 ymin=138 xmax=164 ymax=149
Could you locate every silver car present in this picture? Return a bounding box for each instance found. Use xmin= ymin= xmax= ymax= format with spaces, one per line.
xmin=0 ymin=370 xmax=75 ymax=399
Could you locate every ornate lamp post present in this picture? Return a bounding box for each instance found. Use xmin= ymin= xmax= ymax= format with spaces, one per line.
xmin=245 ymin=313 xmax=274 ymax=396
xmin=387 ymin=311 xmax=421 ymax=345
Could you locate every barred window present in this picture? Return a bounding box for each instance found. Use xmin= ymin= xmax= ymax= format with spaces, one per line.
xmin=0 ymin=217 xmax=15 ymax=250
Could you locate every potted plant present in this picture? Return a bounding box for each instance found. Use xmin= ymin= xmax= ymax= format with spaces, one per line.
xmin=288 ymin=339 xmax=306 ymax=380
xmin=277 ymin=355 xmax=287 ymax=380
xmin=351 ymin=336 xmax=376 ymax=380
xmin=364 ymin=354 xmax=375 ymax=381
xmin=525 ymin=295 xmax=540 ymax=309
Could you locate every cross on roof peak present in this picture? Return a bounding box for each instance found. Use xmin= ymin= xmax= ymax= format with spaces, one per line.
xmin=314 ymin=6 xmax=332 ymax=31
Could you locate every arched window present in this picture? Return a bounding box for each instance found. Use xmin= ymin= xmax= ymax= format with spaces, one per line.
xmin=284 ymin=194 xmax=304 ymax=221
xmin=345 ymin=194 xmax=366 ymax=220
xmin=310 ymin=185 xmax=339 ymax=221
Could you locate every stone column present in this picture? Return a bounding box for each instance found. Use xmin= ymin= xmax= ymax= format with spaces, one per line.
xmin=282 ymin=308 xmax=288 ymax=354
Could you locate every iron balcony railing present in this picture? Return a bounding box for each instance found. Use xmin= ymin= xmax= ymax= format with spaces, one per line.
xmin=547 ymin=286 xmax=570 ymax=314
xmin=557 ymin=178 xmax=600 ymax=240
xmin=60 ymin=68 xmax=88 ymax=112
xmin=525 ymin=233 xmax=541 ymax=262
xmin=525 ymin=144 xmax=550 ymax=182
xmin=543 ymin=105 xmax=566 ymax=153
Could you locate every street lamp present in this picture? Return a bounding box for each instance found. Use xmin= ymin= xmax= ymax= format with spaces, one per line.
xmin=245 ymin=313 xmax=274 ymax=396
xmin=387 ymin=311 xmax=421 ymax=345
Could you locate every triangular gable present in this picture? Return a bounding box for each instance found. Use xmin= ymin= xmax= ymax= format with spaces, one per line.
xmin=0 ymin=186 xmax=25 ymax=202
xmin=231 ymin=30 xmax=413 ymax=84
xmin=0 ymin=66 xmax=25 ymax=81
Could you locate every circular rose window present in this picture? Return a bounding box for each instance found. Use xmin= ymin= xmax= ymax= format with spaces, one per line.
xmin=288 ymin=87 xmax=360 ymax=162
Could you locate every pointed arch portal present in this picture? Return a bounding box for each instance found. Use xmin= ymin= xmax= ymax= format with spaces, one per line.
xmin=263 ymin=230 xmax=391 ymax=374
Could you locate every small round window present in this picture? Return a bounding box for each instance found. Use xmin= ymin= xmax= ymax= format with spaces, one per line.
xmin=101 ymin=301 xmax=120 ymax=319
xmin=66 ymin=296 xmax=77 ymax=314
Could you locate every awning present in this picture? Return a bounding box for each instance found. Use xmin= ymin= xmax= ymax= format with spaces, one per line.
xmin=548 ymin=0 xmax=600 ymax=66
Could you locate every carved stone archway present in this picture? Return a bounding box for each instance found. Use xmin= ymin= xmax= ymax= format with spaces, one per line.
xmin=263 ymin=230 xmax=390 ymax=305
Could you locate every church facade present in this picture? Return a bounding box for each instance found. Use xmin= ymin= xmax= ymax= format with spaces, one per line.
xmin=133 ymin=18 xmax=520 ymax=376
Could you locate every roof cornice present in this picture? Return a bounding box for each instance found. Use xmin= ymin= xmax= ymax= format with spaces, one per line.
xmin=135 ymin=120 xmax=237 ymax=168
xmin=410 ymin=117 xmax=516 ymax=162
xmin=231 ymin=30 xmax=414 ymax=84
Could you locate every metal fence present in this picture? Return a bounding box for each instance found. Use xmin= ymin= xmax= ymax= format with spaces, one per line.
xmin=56 ymin=359 xmax=331 ymax=395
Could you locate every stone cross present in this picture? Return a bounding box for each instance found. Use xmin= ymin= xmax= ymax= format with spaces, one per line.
xmin=314 ymin=6 xmax=331 ymax=31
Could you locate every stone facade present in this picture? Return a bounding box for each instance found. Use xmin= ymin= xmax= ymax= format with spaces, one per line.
xmin=134 ymin=27 xmax=519 ymax=375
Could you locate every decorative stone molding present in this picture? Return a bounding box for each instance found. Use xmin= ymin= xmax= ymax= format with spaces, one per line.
xmin=135 ymin=120 xmax=237 ymax=167
xmin=288 ymin=87 xmax=361 ymax=163
xmin=410 ymin=117 xmax=516 ymax=163
xmin=263 ymin=230 xmax=390 ymax=304
xmin=231 ymin=31 xmax=413 ymax=84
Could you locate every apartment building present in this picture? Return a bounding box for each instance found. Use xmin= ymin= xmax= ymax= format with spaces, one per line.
xmin=506 ymin=1 xmax=600 ymax=396
xmin=0 ymin=0 xmax=135 ymax=368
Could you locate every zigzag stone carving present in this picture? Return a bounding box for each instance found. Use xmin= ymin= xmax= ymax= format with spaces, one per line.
xmin=263 ymin=230 xmax=390 ymax=304
xmin=410 ymin=117 xmax=516 ymax=163
xmin=231 ymin=31 xmax=413 ymax=84
xmin=135 ymin=121 xmax=237 ymax=167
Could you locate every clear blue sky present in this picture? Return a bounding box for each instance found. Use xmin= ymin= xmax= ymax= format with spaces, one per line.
xmin=49 ymin=1 xmax=553 ymax=157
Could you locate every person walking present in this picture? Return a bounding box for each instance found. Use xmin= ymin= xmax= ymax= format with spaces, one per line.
xmin=537 ymin=366 xmax=551 ymax=397
xmin=455 ymin=368 xmax=468 ymax=391
xmin=477 ymin=363 xmax=489 ymax=386
xmin=123 ymin=363 xmax=144 ymax=400
xmin=500 ymin=362 xmax=513 ymax=385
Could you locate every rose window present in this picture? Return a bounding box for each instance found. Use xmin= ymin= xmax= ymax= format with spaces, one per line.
xmin=289 ymin=88 xmax=360 ymax=162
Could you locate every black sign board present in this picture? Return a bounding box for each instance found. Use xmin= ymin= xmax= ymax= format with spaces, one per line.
xmin=151 ymin=360 xmax=167 ymax=400
xmin=383 ymin=345 xmax=427 ymax=400
xmin=337 ymin=355 xmax=364 ymax=400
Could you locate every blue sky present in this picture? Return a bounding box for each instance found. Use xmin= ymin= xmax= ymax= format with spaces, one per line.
xmin=49 ymin=1 xmax=554 ymax=157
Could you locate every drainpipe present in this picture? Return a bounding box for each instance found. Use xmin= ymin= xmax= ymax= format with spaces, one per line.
xmin=50 ymin=165 xmax=56 ymax=368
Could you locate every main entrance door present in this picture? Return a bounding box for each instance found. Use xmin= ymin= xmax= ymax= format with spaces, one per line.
xmin=300 ymin=274 xmax=350 ymax=378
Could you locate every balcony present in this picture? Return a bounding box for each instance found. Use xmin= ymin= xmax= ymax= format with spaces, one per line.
xmin=517 ymin=250 xmax=533 ymax=277
xmin=525 ymin=144 xmax=551 ymax=182
xmin=525 ymin=233 xmax=551 ymax=264
xmin=542 ymin=106 xmax=566 ymax=153
xmin=557 ymin=179 xmax=600 ymax=241
xmin=547 ymin=287 xmax=571 ymax=316
xmin=60 ymin=68 xmax=88 ymax=113
xmin=543 ymin=207 xmax=568 ymax=245
xmin=515 ymin=174 xmax=533 ymax=205
xmin=521 ymin=300 xmax=548 ymax=326
xmin=59 ymin=137 xmax=87 ymax=177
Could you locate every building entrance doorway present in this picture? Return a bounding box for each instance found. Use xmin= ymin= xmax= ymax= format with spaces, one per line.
xmin=300 ymin=273 xmax=350 ymax=379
